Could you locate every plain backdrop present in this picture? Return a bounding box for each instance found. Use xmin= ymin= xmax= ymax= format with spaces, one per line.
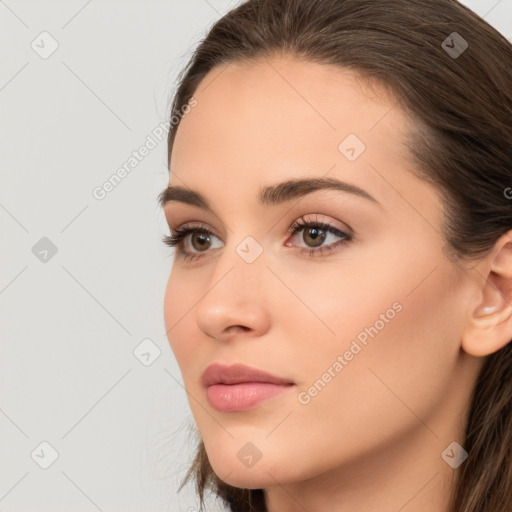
xmin=1 ymin=1 xmax=511 ymax=511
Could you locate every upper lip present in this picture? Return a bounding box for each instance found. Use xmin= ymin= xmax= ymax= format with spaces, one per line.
xmin=201 ymin=363 xmax=294 ymax=387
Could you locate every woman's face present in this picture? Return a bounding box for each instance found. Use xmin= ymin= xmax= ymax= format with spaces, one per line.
xmin=162 ymin=56 xmax=483 ymax=494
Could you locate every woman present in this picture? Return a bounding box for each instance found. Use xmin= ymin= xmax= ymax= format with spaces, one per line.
xmin=158 ymin=0 xmax=512 ymax=510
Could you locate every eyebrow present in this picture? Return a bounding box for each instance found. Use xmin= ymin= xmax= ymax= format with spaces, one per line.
xmin=158 ymin=176 xmax=383 ymax=212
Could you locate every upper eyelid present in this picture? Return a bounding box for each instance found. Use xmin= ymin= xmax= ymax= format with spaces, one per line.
xmin=171 ymin=217 xmax=352 ymax=242
xmin=169 ymin=210 xmax=351 ymax=228
xmin=170 ymin=217 xmax=347 ymax=235
xmin=163 ymin=189 xmax=372 ymax=231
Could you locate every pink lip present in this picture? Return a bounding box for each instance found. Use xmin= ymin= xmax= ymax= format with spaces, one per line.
xmin=202 ymin=363 xmax=295 ymax=412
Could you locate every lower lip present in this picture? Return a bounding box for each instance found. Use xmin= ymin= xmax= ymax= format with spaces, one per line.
xmin=206 ymin=382 xmax=294 ymax=412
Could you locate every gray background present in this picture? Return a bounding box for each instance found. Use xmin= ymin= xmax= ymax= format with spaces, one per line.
xmin=1 ymin=1 xmax=511 ymax=511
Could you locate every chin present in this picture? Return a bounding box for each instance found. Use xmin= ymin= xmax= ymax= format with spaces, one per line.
xmin=206 ymin=443 xmax=300 ymax=490
xmin=212 ymin=465 xmax=275 ymax=490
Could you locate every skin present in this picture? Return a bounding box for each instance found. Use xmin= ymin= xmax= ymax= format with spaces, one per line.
xmin=161 ymin=55 xmax=512 ymax=512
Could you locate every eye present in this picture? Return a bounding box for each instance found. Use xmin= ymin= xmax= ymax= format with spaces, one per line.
xmin=162 ymin=215 xmax=353 ymax=262
xmin=162 ymin=223 xmax=223 ymax=262
xmin=285 ymin=214 xmax=353 ymax=257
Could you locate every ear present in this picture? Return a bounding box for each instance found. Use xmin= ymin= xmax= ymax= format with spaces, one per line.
xmin=462 ymin=231 xmax=512 ymax=357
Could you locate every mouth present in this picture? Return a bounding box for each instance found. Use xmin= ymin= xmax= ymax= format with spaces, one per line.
xmin=206 ymin=382 xmax=295 ymax=412
xmin=201 ymin=363 xmax=295 ymax=412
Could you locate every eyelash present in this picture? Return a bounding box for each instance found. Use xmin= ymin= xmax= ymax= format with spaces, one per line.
xmin=162 ymin=215 xmax=353 ymax=262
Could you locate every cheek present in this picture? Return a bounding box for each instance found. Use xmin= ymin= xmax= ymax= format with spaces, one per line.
xmin=163 ymin=268 xmax=201 ymax=373
xmin=282 ymin=243 xmax=460 ymax=425
xmin=298 ymin=257 xmax=459 ymax=425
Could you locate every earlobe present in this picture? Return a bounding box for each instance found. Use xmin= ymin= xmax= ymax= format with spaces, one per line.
xmin=461 ymin=234 xmax=512 ymax=357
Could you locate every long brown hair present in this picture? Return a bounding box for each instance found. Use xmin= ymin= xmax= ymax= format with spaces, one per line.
xmin=164 ymin=1 xmax=512 ymax=510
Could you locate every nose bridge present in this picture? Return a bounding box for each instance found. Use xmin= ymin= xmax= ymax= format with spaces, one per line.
xmin=194 ymin=232 xmax=271 ymax=337
xmin=214 ymin=232 xmax=268 ymax=296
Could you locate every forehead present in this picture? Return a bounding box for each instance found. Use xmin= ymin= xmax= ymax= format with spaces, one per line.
xmin=168 ymin=55 xmax=425 ymax=213
xmin=172 ymin=55 xmax=410 ymax=157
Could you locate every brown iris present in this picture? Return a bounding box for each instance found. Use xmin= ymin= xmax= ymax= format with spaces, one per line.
xmin=191 ymin=232 xmax=211 ymax=252
xmin=302 ymin=226 xmax=326 ymax=247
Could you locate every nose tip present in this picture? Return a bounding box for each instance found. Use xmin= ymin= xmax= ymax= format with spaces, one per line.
xmin=194 ymin=264 xmax=271 ymax=341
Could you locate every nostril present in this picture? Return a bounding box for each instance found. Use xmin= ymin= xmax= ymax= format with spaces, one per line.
xmin=228 ymin=325 xmax=250 ymax=333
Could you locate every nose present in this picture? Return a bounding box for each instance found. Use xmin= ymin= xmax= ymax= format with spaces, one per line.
xmin=195 ymin=247 xmax=272 ymax=342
